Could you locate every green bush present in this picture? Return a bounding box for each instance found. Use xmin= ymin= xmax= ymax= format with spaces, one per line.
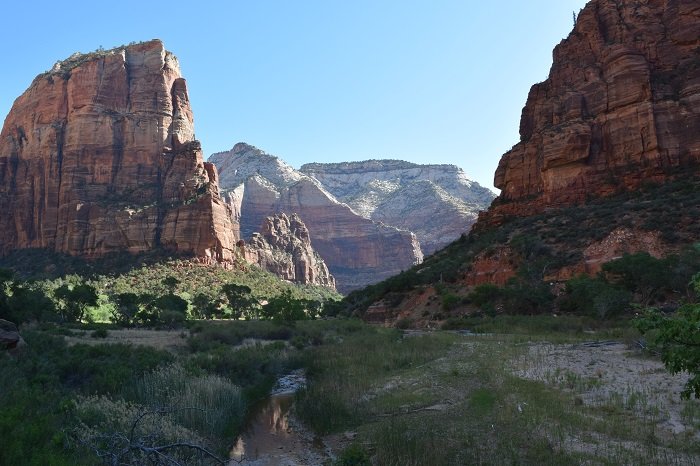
xmin=636 ymin=274 xmax=700 ymax=398
xmin=335 ymin=444 xmax=372 ymax=466
xmin=90 ymin=328 xmax=108 ymax=339
xmin=560 ymin=275 xmax=631 ymax=318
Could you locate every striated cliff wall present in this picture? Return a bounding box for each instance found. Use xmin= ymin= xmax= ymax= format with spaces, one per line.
xmin=300 ymin=160 xmax=495 ymax=255
xmin=481 ymin=0 xmax=700 ymax=226
xmin=0 ymin=40 xmax=236 ymax=261
xmin=243 ymin=213 xmax=335 ymax=288
xmin=211 ymin=144 xmax=423 ymax=293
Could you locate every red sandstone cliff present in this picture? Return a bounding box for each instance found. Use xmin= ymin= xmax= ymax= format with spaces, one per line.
xmin=481 ymin=0 xmax=700 ymax=226
xmin=0 ymin=40 xmax=236 ymax=261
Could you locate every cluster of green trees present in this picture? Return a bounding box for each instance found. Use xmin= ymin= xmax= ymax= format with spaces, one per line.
xmin=0 ymin=271 xmax=328 ymax=327
xmin=467 ymin=247 xmax=700 ymax=319
xmin=0 ymin=271 xmax=99 ymax=324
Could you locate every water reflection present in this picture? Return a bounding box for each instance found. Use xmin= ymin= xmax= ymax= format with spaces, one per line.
xmin=230 ymin=393 xmax=294 ymax=462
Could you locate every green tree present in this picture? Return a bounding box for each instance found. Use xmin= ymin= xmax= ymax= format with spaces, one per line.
xmin=161 ymin=276 xmax=180 ymax=294
xmin=192 ymin=293 xmax=224 ymax=319
xmin=261 ymin=290 xmax=309 ymax=321
xmin=0 ymin=269 xmax=14 ymax=321
xmin=635 ymin=274 xmax=700 ymax=398
xmin=111 ymin=292 xmax=141 ymax=326
xmin=222 ymin=284 xmax=255 ymax=319
xmin=602 ymin=252 xmax=669 ymax=305
xmin=7 ymin=283 xmax=57 ymax=323
xmin=151 ymin=293 xmax=188 ymax=327
xmin=54 ymin=283 xmax=99 ymax=322
xmin=560 ymin=275 xmax=631 ymax=318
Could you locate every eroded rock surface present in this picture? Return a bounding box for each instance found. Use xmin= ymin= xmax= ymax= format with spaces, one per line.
xmin=0 ymin=40 xmax=236 ymax=261
xmin=480 ymin=0 xmax=700 ymax=226
xmin=243 ymin=213 xmax=335 ymax=288
xmin=300 ymin=160 xmax=495 ymax=255
xmin=211 ymin=144 xmax=423 ymax=293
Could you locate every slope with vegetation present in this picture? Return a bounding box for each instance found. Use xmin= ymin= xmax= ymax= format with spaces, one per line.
xmin=339 ymin=176 xmax=700 ymax=327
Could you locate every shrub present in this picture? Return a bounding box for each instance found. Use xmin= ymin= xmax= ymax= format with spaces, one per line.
xmin=71 ymin=395 xmax=221 ymax=465
xmin=90 ymin=328 xmax=108 ymax=339
xmin=560 ymin=275 xmax=631 ymax=318
xmin=395 ymin=317 xmax=412 ymax=329
xmin=635 ymin=274 xmax=700 ymax=398
xmin=441 ymin=293 xmax=462 ymax=311
xmin=335 ymin=444 xmax=372 ymax=466
xmin=130 ymin=364 xmax=245 ymax=438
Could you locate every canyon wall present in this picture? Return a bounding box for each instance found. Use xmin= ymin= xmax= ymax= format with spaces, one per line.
xmin=211 ymin=144 xmax=423 ymax=293
xmin=300 ymin=160 xmax=495 ymax=255
xmin=0 ymin=40 xmax=236 ymax=261
xmin=481 ymin=0 xmax=700 ymax=226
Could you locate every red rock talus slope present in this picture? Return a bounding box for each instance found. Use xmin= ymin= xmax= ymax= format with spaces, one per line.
xmin=481 ymin=0 xmax=700 ymax=226
xmin=0 ymin=40 xmax=236 ymax=261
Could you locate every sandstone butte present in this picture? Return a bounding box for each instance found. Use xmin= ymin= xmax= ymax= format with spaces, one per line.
xmin=0 ymin=40 xmax=238 ymax=261
xmin=478 ymin=0 xmax=700 ymax=227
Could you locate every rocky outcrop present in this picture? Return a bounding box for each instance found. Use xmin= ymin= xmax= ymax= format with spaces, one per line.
xmin=210 ymin=144 xmax=423 ymax=293
xmin=242 ymin=213 xmax=335 ymax=288
xmin=300 ymin=160 xmax=495 ymax=255
xmin=480 ymin=0 xmax=700 ymax=226
xmin=0 ymin=40 xmax=236 ymax=261
xmin=0 ymin=319 xmax=23 ymax=351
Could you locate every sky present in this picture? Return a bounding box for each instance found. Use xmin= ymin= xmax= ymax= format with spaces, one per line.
xmin=0 ymin=0 xmax=588 ymax=191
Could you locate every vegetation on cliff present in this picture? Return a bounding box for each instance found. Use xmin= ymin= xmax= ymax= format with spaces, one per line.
xmin=339 ymin=175 xmax=700 ymax=323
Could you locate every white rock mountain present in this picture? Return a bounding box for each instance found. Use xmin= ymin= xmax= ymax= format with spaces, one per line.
xmin=210 ymin=143 xmax=423 ymax=293
xmin=300 ymin=160 xmax=495 ymax=255
xmin=210 ymin=143 xmax=494 ymax=292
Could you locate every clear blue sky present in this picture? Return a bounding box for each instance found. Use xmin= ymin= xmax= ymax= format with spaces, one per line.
xmin=0 ymin=0 xmax=588 ymax=191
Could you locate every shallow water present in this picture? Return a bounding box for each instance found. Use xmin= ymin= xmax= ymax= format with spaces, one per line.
xmin=230 ymin=370 xmax=330 ymax=465
xmin=230 ymin=393 xmax=295 ymax=463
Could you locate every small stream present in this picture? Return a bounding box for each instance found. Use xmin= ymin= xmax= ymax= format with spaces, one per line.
xmin=230 ymin=370 xmax=331 ymax=465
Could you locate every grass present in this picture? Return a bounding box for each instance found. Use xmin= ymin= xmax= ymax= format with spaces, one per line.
xmin=295 ymin=324 xmax=700 ymax=465
xmin=4 ymin=317 xmax=699 ymax=464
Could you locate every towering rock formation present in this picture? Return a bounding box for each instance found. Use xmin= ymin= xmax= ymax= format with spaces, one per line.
xmin=481 ymin=0 xmax=700 ymax=226
xmin=211 ymin=143 xmax=423 ymax=293
xmin=300 ymin=160 xmax=495 ymax=255
xmin=243 ymin=213 xmax=335 ymax=288
xmin=0 ymin=40 xmax=236 ymax=261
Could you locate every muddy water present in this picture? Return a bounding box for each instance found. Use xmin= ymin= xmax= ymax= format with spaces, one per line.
xmin=230 ymin=371 xmax=331 ymax=465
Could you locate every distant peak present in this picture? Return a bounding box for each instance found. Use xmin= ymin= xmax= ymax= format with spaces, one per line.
xmin=231 ymin=142 xmax=265 ymax=155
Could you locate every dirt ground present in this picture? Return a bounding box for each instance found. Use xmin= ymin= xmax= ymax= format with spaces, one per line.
xmin=511 ymin=340 xmax=700 ymax=462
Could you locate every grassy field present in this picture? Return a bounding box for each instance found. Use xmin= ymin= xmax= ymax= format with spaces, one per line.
xmin=3 ymin=317 xmax=698 ymax=465
xmin=296 ymin=322 xmax=700 ymax=465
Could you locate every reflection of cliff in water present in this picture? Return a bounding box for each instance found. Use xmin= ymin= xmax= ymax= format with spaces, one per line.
xmin=230 ymin=393 xmax=294 ymax=463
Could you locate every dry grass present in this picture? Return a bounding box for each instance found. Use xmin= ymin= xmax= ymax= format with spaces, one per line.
xmin=63 ymin=328 xmax=189 ymax=352
xmin=298 ymin=330 xmax=700 ymax=465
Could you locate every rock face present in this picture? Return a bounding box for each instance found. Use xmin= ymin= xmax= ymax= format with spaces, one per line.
xmin=481 ymin=0 xmax=700 ymax=226
xmin=243 ymin=213 xmax=335 ymax=288
xmin=211 ymin=144 xmax=423 ymax=293
xmin=300 ymin=160 xmax=495 ymax=255
xmin=0 ymin=319 xmax=23 ymax=351
xmin=0 ymin=40 xmax=236 ymax=261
